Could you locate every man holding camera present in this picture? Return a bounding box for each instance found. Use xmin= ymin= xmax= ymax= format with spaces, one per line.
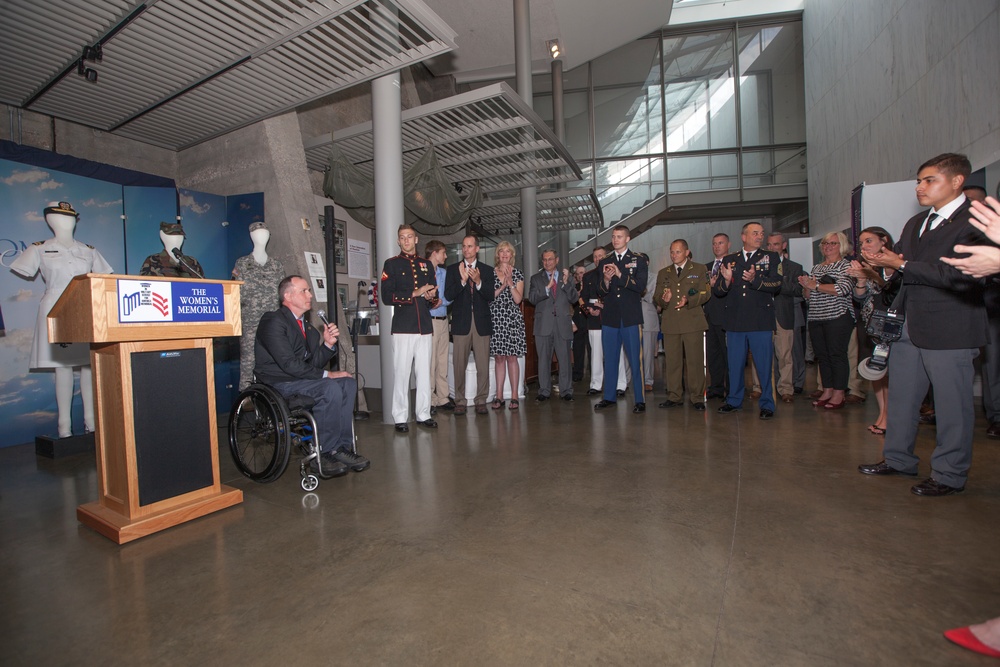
xmin=858 ymin=153 xmax=994 ymax=496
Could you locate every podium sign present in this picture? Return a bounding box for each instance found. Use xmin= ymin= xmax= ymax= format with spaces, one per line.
xmin=48 ymin=274 xmax=244 ymax=544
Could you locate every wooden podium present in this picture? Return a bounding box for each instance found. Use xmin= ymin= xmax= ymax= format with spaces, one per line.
xmin=48 ymin=274 xmax=244 ymax=544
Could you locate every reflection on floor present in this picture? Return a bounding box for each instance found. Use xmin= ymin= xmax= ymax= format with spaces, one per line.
xmin=1 ymin=381 xmax=998 ymax=665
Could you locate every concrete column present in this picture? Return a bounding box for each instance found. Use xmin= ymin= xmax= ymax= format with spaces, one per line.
xmin=552 ymin=58 xmax=570 ymax=266
xmin=372 ymin=72 xmax=403 ymax=423
xmin=514 ymin=0 xmax=538 ymax=277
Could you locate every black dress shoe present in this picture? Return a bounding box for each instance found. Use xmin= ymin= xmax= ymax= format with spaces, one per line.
xmin=658 ymin=399 xmax=683 ymax=409
xmin=717 ymin=403 xmax=741 ymax=414
xmin=705 ymin=391 xmax=723 ymax=400
xmin=616 ymin=389 xmax=626 ymax=397
xmin=440 ymin=400 xmax=456 ymax=411
xmin=692 ymin=402 xmax=706 ymax=411
xmin=353 ymin=411 xmax=370 ymax=421
xmin=759 ymin=409 xmax=774 ymax=420
xmin=632 ymin=402 xmax=645 ymax=414
xmin=857 ymin=460 xmax=917 ymax=476
xmin=417 ymin=419 xmax=438 ymax=428
xmin=535 ymin=394 xmax=550 ymax=402
xmin=587 ymin=388 xmax=600 ymax=395
xmin=394 ymin=423 xmax=409 ymax=433
xmin=429 ymin=406 xmax=437 ymax=415
xmin=793 ymin=387 xmax=803 ymax=395
xmin=594 ymin=399 xmax=617 ymax=410
xmin=987 ymin=421 xmax=1000 ymax=438
xmin=919 ymin=413 xmax=936 ymax=425
xmin=911 ymin=477 xmax=964 ymax=496
xmin=561 ymin=394 xmax=574 ymax=402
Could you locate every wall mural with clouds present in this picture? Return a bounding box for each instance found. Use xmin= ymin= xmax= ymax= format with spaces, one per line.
xmin=0 ymin=158 xmax=261 ymax=447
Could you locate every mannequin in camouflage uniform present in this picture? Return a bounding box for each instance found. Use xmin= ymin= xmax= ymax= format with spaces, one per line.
xmin=139 ymin=222 xmax=204 ymax=278
xmin=231 ymin=222 xmax=285 ymax=390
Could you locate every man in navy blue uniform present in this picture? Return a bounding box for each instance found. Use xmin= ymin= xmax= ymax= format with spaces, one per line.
xmin=595 ymin=225 xmax=648 ymax=413
xmin=381 ymin=224 xmax=438 ymax=433
xmin=255 ymin=275 xmax=370 ymax=477
xmin=712 ymin=221 xmax=783 ymax=420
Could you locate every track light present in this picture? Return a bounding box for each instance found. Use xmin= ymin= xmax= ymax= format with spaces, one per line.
xmin=77 ymin=59 xmax=98 ymax=83
xmin=546 ymin=39 xmax=561 ymax=59
xmin=77 ymin=44 xmax=102 ymax=83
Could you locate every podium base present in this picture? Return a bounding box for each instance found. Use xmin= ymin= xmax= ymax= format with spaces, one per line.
xmin=77 ymin=485 xmax=244 ymax=544
xmin=36 ymin=433 xmax=95 ymax=459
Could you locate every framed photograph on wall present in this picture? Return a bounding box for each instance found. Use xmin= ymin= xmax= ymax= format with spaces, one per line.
xmin=337 ymin=285 xmax=348 ymax=311
xmin=334 ymin=220 xmax=346 ymax=270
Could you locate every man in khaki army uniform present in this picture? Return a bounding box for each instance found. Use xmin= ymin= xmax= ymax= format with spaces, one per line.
xmin=654 ymin=240 xmax=710 ymax=411
xmin=140 ymin=222 xmax=204 ymax=278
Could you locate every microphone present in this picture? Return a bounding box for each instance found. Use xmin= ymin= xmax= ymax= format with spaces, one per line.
xmin=170 ymin=247 xmax=203 ymax=278
xmin=317 ymin=309 xmax=330 ymax=326
xmin=171 ymin=247 xmax=182 ymax=259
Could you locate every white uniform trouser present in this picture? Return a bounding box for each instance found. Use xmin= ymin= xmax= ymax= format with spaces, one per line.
xmin=588 ymin=329 xmax=627 ymax=392
xmin=392 ymin=333 xmax=432 ymax=424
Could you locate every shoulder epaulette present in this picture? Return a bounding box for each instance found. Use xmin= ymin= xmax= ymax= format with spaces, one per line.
xmin=32 ymin=240 xmax=44 ymax=246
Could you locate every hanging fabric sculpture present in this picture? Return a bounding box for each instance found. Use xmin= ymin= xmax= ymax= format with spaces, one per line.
xmin=323 ymin=143 xmax=482 ymax=236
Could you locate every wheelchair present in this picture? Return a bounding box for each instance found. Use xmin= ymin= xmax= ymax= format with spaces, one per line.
xmin=228 ymin=383 xmax=356 ymax=492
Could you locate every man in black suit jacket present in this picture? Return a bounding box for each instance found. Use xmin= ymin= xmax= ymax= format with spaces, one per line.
xmin=703 ymin=233 xmax=732 ymax=399
xmin=712 ymin=222 xmax=783 ymax=419
xmin=859 ymin=153 xmax=994 ymax=496
xmin=444 ymin=235 xmax=496 ymax=415
xmin=596 ymin=225 xmax=648 ymax=413
xmin=255 ymin=275 xmax=370 ymax=477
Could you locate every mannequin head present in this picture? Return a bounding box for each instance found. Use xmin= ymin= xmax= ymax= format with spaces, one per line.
xmin=249 ymin=221 xmax=270 ymax=249
xmin=159 ymin=221 xmax=185 ymax=261
xmin=44 ymin=201 xmax=78 ymax=239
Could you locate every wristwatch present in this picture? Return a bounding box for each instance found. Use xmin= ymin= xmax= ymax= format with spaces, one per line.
xmin=898 ymin=261 xmax=907 ymax=272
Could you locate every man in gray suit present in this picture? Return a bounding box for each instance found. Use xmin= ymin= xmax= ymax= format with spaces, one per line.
xmin=529 ymin=249 xmax=580 ymax=402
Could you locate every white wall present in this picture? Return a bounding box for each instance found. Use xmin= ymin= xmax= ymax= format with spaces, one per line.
xmin=803 ymin=0 xmax=1000 ymax=237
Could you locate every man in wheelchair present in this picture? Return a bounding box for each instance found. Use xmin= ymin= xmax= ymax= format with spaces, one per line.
xmin=254 ymin=275 xmax=370 ymax=478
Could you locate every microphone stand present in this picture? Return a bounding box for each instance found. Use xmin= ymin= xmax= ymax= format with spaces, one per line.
xmin=171 ymin=248 xmax=203 ymax=278
xmin=351 ymin=281 xmax=365 ymax=418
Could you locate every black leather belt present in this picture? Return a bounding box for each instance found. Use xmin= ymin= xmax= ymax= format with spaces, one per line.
xmin=432 ymin=316 xmax=447 ymax=320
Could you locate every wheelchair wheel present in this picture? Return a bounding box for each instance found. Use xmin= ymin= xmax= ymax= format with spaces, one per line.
xmin=228 ymin=385 xmax=291 ymax=483
xmin=301 ymin=475 xmax=319 ymax=492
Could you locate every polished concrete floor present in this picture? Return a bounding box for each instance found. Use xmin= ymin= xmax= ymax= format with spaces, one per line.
xmin=2 ymin=372 xmax=999 ymax=666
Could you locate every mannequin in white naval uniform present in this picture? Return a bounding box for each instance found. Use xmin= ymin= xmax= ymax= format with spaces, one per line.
xmin=10 ymin=202 xmax=113 ymax=438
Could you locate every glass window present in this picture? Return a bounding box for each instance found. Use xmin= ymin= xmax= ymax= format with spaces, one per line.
xmin=662 ymin=29 xmax=738 ymax=152
xmin=667 ymin=153 xmax=738 ymax=192
xmin=738 ymin=22 xmax=806 ymax=147
xmin=741 ymin=147 xmax=807 ymax=187
xmin=594 ymin=157 xmax=665 ymax=226
xmin=592 ymin=38 xmax=663 ymax=159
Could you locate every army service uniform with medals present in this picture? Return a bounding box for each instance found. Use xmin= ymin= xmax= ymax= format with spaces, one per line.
xmin=381 ymin=251 xmax=436 ymax=425
xmin=712 ymin=249 xmax=783 ymax=412
xmin=232 ymin=254 xmax=285 ymax=390
xmin=597 ymin=249 xmax=648 ymax=405
xmin=654 ymin=260 xmax=710 ymax=406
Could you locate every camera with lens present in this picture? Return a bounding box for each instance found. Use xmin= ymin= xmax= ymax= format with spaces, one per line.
xmin=859 ymin=309 xmax=904 ymax=380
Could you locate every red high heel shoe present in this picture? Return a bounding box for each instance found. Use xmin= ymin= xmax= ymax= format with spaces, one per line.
xmin=824 ymin=400 xmax=845 ymax=410
xmin=944 ymin=627 xmax=1000 ymax=658
xmin=812 ymin=398 xmax=829 ymax=407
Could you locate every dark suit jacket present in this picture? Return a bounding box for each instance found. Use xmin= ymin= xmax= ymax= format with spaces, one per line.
xmin=774 ymin=257 xmax=804 ymax=330
xmin=580 ymin=267 xmax=604 ymax=331
xmin=596 ymin=249 xmax=647 ymax=328
xmin=528 ymin=270 xmax=579 ymax=339
xmin=711 ymin=249 xmax=783 ymax=332
xmin=703 ymin=257 xmax=728 ymax=327
xmin=254 ymin=306 xmax=335 ymax=384
xmin=896 ymin=199 xmax=992 ymax=349
xmin=444 ymin=260 xmax=496 ymax=336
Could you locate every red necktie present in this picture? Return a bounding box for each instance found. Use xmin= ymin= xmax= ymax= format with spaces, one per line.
xmin=297 ymin=318 xmax=306 ymax=338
